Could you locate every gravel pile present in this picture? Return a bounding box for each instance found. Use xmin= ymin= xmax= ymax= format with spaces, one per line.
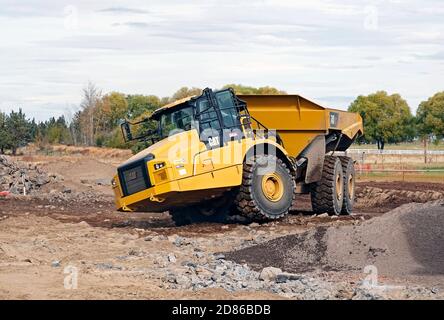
xmin=161 ymin=257 xmax=346 ymax=299
xmin=157 ymin=252 xmax=438 ymax=300
xmin=226 ymin=201 xmax=444 ymax=288
xmin=0 ymin=156 xmax=62 ymax=195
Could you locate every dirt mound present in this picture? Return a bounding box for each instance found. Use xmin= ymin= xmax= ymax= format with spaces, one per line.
xmin=355 ymin=186 xmax=443 ymax=211
xmin=0 ymin=156 xmax=62 ymax=195
xmin=20 ymin=144 xmax=132 ymax=163
xmin=226 ymin=201 xmax=444 ymax=286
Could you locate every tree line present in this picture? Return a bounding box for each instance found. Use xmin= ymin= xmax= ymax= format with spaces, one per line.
xmin=349 ymin=91 xmax=443 ymax=149
xmin=0 ymin=84 xmax=443 ymax=154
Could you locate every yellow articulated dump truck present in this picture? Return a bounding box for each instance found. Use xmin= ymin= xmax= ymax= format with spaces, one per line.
xmin=112 ymin=88 xmax=363 ymax=225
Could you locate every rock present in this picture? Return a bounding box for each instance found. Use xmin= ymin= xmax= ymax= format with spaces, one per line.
xmin=35 ymin=175 xmax=50 ymax=186
xmin=194 ymin=252 xmax=204 ymax=259
xmin=181 ymin=261 xmax=197 ymax=269
xmin=128 ymin=249 xmax=143 ymax=256
xmin=352 ymin=287 xmax=384 ymax=300
xmin=317 ymin=213 xmax=329 ymax=218
xmin=259 ymin=267 xmax=282 ymax=282
xmin=249 ymin=222 xmax=260 ymax=228
xmin=78 ymin=221 xmax=89 ymax=227
xmin=174 ymin=236 xmax=187 ymax=247
xmin=167 ymin=254 xmax=177 ymax=263
xmin=275 ymin=273 xmax=303 ymax=284
xmin=175 ymin=275 xmax=192 ymax=288
xmin=214 ymin=254 xmax=225 ymax=260
xmin=95 ymin=178 xmax=111 ymax=186
xmin=195 ymin=267 xmax=212 ymax=277
xmin=95 ymin=262 xmax=122 ymax=270
xmin=51 ymin=260 xmax=61 ymax=268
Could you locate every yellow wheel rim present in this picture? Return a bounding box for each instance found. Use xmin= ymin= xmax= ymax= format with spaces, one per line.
xmin=335 ymin=173 xmax=343 ymax=201
xmin=261 ymin=173 xmax=284 ymax=202
xmin=348 ymin=173 xmax=354 ymax=200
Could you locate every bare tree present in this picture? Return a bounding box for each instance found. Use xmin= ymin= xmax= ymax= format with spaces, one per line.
xmin=80 ymin=82 xmax=102 ymax=145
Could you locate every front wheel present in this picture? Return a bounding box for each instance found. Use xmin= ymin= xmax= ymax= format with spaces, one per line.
xmin=169 ymin=193 xmax=235 ymax=226
xmin=235 ymin=154 xmax=295 ymax=221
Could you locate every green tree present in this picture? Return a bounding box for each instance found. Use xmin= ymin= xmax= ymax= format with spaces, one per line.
xmin=104 ymin=92 xmax=128 ymax=126
xmin=6 ymin=109 xmax=32 ymax=155
xmin=170 ymin=87 xmax=202 ymax=102
xmin=127 ymin=94 xmax=161 ymax=119
xmin=417 ymin=91 xmax=444 ymax=142
xmin=223 ymin=84 xmax=287 ymax=95
xmin=348 ymin=91 xmax=414 ymax=150
xmin=0 ymin=112 xmax=12 ymax=154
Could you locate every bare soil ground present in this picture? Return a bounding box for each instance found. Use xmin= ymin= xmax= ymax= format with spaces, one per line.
xmin=0 ymin=150 xmax=443 ymax=300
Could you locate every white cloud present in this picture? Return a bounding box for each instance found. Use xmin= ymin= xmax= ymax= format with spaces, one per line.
xmin=0 ymin=0 xmax=443 ymax=121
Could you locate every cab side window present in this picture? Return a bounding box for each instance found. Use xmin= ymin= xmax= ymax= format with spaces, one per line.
xmin=216 ymin=91 xmax=240 ymax=129
xmin=197 ymin=99 xmax=220 ymax=131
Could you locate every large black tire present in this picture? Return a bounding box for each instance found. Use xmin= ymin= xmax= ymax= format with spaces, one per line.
xmin=310 ymin=156 xmax=344 ymax=215
xmin=338 ymin=156 xmax=355 ymax=215
xmin=169 ymin=207 xmax=196 ymax=226
xmin=169 ymin=194 xmax=235 ymax=226
xmin=169 ymin=206 xmax=231 ymax=226
xmin=235 ymin=154 xmax=295 ymax=221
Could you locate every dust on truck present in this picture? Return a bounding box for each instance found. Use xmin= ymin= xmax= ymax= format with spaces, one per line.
xmin=112 ymin=88 xmax=363 ymax=225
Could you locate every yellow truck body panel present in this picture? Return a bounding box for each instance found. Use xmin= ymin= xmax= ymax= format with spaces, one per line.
xmin=239 ymin=94 xmax=363 ymax=157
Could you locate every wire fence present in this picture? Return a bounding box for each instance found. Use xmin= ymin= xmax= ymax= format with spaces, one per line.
xmin=347 ymin=149 xmax=444 ymax=155
xmin=335 ymin=149 xmax=444 ymax=182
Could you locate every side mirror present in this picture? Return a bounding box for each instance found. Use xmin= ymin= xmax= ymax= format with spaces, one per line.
xmin=121 ymin=121 xmax=133 ymax=142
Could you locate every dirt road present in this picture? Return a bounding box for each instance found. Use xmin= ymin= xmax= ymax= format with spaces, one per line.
xmin=0 ymin=151 xmax=443 ymax=300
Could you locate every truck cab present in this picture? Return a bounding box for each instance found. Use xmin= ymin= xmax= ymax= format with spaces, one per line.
xmin=113 ymin=88 xmax=285 ymax=214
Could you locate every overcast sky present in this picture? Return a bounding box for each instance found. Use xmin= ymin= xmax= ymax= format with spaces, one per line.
xmin=1 ymin=0 xmax=443 ymax=121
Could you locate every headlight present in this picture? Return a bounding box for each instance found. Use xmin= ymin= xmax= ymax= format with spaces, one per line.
xmin=154 ymin=162 xmax=166 ymax=170
xmin=111 ymin=177 xmax=118 ymax=188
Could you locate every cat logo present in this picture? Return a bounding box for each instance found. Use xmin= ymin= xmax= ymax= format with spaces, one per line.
xmin=330 ymin=112 xmax=339 ymax=128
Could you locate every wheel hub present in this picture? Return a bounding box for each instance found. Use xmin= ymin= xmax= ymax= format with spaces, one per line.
xmin=262 ymin=173 xmax=284 ymax=202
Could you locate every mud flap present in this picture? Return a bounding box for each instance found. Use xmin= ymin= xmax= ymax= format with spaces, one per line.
xmin=299 ymin=135 xmax=326 ymax=184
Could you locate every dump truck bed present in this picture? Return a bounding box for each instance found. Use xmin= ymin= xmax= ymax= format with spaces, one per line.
xmin=238 ymin=94 xmax=363 ymax=157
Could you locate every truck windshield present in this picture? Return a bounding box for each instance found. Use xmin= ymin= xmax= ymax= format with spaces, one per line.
xmin=159 ymin=106 xmax=194 ymax=138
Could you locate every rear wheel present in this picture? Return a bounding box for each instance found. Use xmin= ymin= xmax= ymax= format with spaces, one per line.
xmin=235 ymin=154 xmax=295 ymax=221
xmin=310 ymin=156 xmax=344 ymax=215
xmin=338 ymin=156 xmax=355 ymax=215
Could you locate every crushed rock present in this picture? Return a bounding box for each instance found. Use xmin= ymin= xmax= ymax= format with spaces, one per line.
xmin=0 ymin=156 xmax=63 ymax=195
xmin=225 ymin=201 xmax=444 ymax=291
